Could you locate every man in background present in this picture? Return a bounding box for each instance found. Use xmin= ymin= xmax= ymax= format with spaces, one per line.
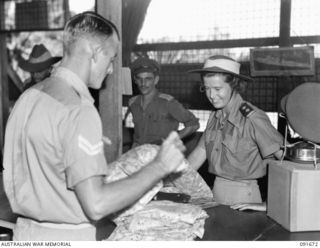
xmin=127 ymin=57 xmax=199 ymax=147
xmin=17 ymin=43 xmax=61 ymax=90
xmin=3 ymin=11 xmax=186 ymax=241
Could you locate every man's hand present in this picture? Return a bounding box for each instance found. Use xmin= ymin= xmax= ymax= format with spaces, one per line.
xmin=153 ymin=131 xmax=186 ymax=175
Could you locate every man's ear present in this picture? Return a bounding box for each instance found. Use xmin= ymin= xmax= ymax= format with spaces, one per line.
xmin=91 ymin=44 xmax=101 ymax=63
xmin=154 ymin=75 xmax=160 ymax=85
xmin=79 ymin=39 xmax=95 ymax=61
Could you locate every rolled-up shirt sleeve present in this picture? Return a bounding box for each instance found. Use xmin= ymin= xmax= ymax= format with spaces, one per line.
xmin=249 ymin=111 xmax=284 ymax=158
xmin=167 ymin=100 xmax=199 ymax=127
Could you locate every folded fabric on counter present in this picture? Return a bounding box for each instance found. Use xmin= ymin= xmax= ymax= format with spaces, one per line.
xmin=104 ymin=144 xmax=216 ymax=239
xmin=106 ymin=200 xmax=208 ymax=241
xmin=163 ymin=159 xmax=214 ymax=201
xmin=104 ymin=144 xmax=163 ymax=223
xmin=162 ymin=158 xmax=217 ymax=210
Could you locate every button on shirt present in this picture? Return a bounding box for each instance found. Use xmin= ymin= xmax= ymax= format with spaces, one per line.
xmin=203 ymin=93 xmax=283 ymax=180
xmin=129 ymin=91 xmax=199 ymax=145
xmin=3 ymin=67 xmax=108 ymax=224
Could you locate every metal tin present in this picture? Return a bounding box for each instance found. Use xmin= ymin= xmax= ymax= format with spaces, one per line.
xmin=285 ymin=141 xmax=320 ymax=163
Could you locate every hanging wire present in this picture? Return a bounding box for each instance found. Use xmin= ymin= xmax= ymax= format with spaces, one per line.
xmin=279 ymin=112 xmax=287 ymax=164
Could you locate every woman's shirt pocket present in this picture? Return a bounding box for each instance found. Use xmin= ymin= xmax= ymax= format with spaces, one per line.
xmin=222 ymin=134 xmax=255 ymax=163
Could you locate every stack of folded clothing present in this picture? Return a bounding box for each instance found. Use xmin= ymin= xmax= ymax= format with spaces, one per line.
xmin=106 ymin=200 xmax=208 ymax=241
xmin=104 ymin=144 xmax=216 ymax=240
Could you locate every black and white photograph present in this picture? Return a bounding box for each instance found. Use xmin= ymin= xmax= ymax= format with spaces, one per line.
xmin=0 ymin=0 xmax=319 ymax=247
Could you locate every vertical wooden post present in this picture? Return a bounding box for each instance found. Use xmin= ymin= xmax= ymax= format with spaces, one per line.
xmin=63 ymin=0 xmax=70 ymax=25
xmin=0 ymin=1 xmax=9 ymax=153
xmin=96 ymin=0 xmax=122 ymax=162
xmin=279 ymin=0 xmax=291 ymax=47
xmin=277 ymin=0 xmax=292 ymax=133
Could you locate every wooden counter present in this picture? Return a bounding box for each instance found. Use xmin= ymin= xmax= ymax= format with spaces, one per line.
xmin=96 ymin=204 xmax=320 ymax=241
xmin=202 ymin=205 xmax=320 ymax=241
xmin=2 ymin=170 xmax=320 ymax=241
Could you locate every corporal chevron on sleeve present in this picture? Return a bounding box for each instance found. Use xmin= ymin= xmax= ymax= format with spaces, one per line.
xmin=78 ymin=135 xmax=103 ymax=156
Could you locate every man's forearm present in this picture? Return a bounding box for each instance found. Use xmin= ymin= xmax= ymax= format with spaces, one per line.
xmin=77 ymin=160 xmax=168 ymax=221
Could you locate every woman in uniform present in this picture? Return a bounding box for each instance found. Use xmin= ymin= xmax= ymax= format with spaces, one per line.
xmin=188 ymin=55 xmax=284 ymax=205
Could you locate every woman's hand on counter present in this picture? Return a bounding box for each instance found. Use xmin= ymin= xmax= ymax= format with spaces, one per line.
xmin=230 ymin=202 xmax=267 ymax=212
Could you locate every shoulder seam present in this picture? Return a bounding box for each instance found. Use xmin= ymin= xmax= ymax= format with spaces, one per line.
xmin=128 ymin=95 xmax=139 ymax=106
xmin=159 ymin=93 xmax=174 ymax=101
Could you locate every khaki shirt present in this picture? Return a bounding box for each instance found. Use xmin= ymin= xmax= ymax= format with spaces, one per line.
xmin=202 ymin=93 xmax=283 ymax=180
xmin=3 ymin=67 xmax=108 ymax=224
xmin=129 ymin=91 xmax=199 ymax=145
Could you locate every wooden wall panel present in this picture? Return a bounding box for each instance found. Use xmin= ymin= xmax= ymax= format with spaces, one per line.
xmin=0 ymin=1 xmax=9 ymax=153
xmin=97 ymin=0 xmax=122 ymax=162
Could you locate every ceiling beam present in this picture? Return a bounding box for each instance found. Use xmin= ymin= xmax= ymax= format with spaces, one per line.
xmin=133 ymin=36 xmax=320 ymax=52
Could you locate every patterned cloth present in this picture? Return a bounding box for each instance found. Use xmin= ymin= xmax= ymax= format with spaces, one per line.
xmin=164 ymin=160 xmax=214 ymax=201
xmin=106 ymin=201 xmax=208 ymax=241
xmin=104 ymin=144 xmax=213 ymax=240
xmin=104 ymin=144 xmax=163 ymax=223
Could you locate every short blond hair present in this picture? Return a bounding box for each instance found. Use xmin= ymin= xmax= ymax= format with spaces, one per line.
xmin=63 ymin=11 xmax=120 ymax=54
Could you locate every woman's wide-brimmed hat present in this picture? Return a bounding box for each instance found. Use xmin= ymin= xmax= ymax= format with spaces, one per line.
xmin=280 ymin=82 xmax=320 ymax=143
xmin=188 ymin=55 xmax=252 ymax=81
xmin=18 ymin=44 xmax=62 ymax=73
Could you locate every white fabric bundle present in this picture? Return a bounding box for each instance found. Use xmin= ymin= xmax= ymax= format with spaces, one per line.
xmin=164 ymin=159 xmax=214 ymax=200
xmin=106 ymin=200 xmax=208 ymax=241
xmin=104 ymin=144 xmax=163 ymax=223
xmin=104 ymin=144 xmax=214 ymax=240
